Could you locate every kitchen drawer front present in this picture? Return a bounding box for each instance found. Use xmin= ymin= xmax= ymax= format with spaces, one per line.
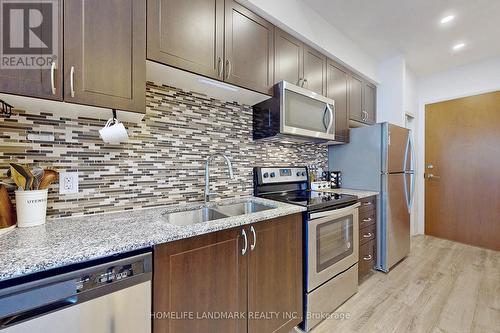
xmin=359 ymin=209 xmax=376 ymax=229
xmin=359 ymin=196 xmax=376 ymax=214
xmin=358 ymin=240 xmax=376 ymax=278
xmin=359 ymin=224 xmax=376 ymax=245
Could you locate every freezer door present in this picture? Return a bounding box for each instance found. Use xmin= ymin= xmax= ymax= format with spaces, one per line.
xmin=387 ymin=124 xmax=410 ymax=173
xmin=386 ymin=173 xmax=410 ymax=269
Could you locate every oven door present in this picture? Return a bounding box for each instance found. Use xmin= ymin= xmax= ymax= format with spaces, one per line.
xmin=307 ymin=202 xmax=360 ymax=292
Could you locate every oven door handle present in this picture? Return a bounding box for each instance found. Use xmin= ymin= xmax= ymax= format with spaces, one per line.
xmin=310 ymin=202 xmax=360 ymax=220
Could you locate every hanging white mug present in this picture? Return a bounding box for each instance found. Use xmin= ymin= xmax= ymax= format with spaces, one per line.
xmin=99 ymin=118 xmax=129 ymax=144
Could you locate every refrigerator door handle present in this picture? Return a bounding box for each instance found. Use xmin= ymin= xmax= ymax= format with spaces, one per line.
xmin=403 ymin=170 xmax=411 ymax=213
xmin=403 ymin=131 xmax=410 ymax=172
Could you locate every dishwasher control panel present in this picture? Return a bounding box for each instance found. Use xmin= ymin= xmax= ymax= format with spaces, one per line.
xmin=76 ymin=260 xmax=145 ymax=292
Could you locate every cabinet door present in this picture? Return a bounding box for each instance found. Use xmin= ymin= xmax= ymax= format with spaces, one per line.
xmin=224 ymin=0 xmax=274 ymax=94
xmin=248 ymin=214 xmax=303 ymax=333
xmin=147 ymin=0 xmax=224 ymax=80
xmin=154 ymin=228 xmax=247 ymax=333
xmin=274 ymin=28 xmax=303 ymax=86
xmin=303 ymin=45 xmax=326 ymax=95
xmin=364 ymin=82 xmax=377 ymax=124
xmin=64 ymin=0 xmax=146 ymax=113
xmin=326 ymin=59 xmax=349 ymax=142
xmin=0 ymin=0 xmax=63 ymax=100
xmin=349 ymin=74 xmax=363 ymax=122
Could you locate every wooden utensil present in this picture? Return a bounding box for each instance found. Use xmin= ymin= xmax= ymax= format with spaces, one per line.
xmin=31 ymin=166 xmax=45 ymax=190
xmin=38 ymin=169 xmax=59 ymax=190
xmin=0 ymin=185 xmax=16 ymax=228
xmin=9 ymin=163 xmax=33 ymax=191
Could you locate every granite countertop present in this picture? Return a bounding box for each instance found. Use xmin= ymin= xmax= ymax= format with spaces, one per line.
xmin=0 ymin=197 xmax=305 ymax=283
xmin=318 ymin=188 xmax=379 ymax=199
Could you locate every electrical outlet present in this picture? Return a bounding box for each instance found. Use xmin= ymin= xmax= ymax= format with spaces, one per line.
xmin=59 ymin=172 xmax=79 ymax=194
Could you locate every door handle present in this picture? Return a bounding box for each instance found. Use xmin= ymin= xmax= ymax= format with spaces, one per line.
xmin=363 ymin=232 xmax=373 ymax=238
xmin=363 ymin=254 xmax=372 ymax=261
xmin=362 ymin=217 xmax=372 ymax=222
xmin=70 ymin=66 xmax=75 ymax=98
xmin=298 ymin=78 xmax=303 ymax=86
xmin=326 ymin=103 xmax=334 ymax=134
xmin=225 ymin=60 xmax=231 ymax=79
xmin=50 ymin=61 xmax=56 ymax=95
xmin=241 ymin=229 xmax=248 ymax=255
xmin=426 ymin=173 xmax=441 ymax=180
xmin=250 ymin=226 xmax=256 ymax=251
xmin=217 ymin=57 xmax=223 ymax=78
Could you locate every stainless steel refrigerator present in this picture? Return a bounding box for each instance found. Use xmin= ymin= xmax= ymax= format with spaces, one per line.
xmin=329 ymin=122 xmax=415 ymax=272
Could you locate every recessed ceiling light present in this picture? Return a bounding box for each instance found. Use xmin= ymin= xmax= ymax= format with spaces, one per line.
xmin=452 ymin=43 xmax=466 ymax=51
xmin=440 ymin=15 xmax=455 ymax=24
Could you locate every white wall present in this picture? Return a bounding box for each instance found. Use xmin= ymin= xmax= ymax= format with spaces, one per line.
xmin=238 ymin=0 xmax=379 ymax=82
xmin=376 ymin=55 xmax=406 ymax=126
xmin=415 ymin=56 xmax=500 ymax=234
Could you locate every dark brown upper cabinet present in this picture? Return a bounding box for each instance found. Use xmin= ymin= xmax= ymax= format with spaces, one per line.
xmin=326 ymin=59 xmax=349 ymax=142
xmin=349 ymin=74 xmax=364 ymax=123
xmin=364 ymin=82 xmax=377 ymax=124
xmin=349 ymin=74 xmax=376 ymax=125
xmin=274 ymin=29 xmax=326 ymax=95
xmin=64 ymin=0 xmax=146 ymax=113
xmin=0 ymin=0 xmax=63 ymax=101
xmin=303 ymin=45 xmax=327 ymax=95
xmin=274 ymin=28 xmax=303 ymax=86
xmin=147 ymin=0 xmax=224 ymax=80
xmin=224 ymin=0 xmax=274 ymax=94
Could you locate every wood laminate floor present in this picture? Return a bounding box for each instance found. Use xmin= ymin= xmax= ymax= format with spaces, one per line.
xmin=310 ymin=235 xmax=500 ymax=333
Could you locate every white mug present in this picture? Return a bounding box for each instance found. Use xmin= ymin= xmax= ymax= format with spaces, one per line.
xmin=99 ymin=118 xmax=129 ymax=144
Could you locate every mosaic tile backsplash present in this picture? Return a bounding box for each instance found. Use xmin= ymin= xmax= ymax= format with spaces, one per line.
xmin=0 ymin=82 xmax=327 ymax=218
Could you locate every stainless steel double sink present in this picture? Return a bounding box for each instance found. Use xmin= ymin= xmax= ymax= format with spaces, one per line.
xmin=161 ymin=201 xmax=275 ymax=226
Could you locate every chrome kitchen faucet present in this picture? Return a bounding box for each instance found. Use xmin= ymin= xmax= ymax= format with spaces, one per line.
xmin=204 ymin=153 xmax=234 ymax=203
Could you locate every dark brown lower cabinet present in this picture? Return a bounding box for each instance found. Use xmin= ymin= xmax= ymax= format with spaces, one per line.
xmin=358 ymin=196 xmax=377 ymax=280
xmin=153 ymin=213 xmax=303 ymax=333
xmin=248 ymin=215 xmax=303 ymax=333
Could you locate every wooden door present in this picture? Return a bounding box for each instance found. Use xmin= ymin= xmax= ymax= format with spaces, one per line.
xmin=349 ymin=75 xmax=363 ymax=122
xmin=0 ymin=0 xmax=63 ymax=100
xmin=326 ymin=59 xmax=349 ymax=142
xmin=224 ymin=0 xmax=274 ymax=94
xmin=153 ymin=227 xmax=247 ymax=333
xmin=364 ymin=82 xmax=376 ymax=124
xmin=274 ymin=28 xmax=303 ymax=86
xmin=247 ymin=214 xmax=303 ymax=333
xmin=64 ymin=0 xmax=146 ymax=113
xmin=303 ymin=45 xmax=326 ymax=95
xmin=147 ymin=0 xmax=224 ymax=80
xmin=425 ymin=91 xmax=500 ymax=251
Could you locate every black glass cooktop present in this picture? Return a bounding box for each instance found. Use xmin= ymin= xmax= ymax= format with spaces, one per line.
xmin=262 ymin=190 xmax=357 ymax=211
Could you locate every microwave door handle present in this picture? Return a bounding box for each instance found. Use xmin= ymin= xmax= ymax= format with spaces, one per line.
xmin=326 ymin=103 xmax=334 ymax=134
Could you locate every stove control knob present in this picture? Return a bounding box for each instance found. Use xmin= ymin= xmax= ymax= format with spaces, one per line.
xmin=296 ymin=172 xmax=301 ymax=176
xmin=301 ymin=172 xmax=306 ymax=176
xmin=270 ymin=172 xmax=276 ymax=178
xmin=263 ymin=172 xmax=269 ymax=178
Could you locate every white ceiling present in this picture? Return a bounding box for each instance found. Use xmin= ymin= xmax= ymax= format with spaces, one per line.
xmin=302 ymin=0 xmax=500 ymax=76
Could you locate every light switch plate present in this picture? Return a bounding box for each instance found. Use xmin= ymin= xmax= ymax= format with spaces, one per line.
xmin=59 ymin=172 xmax=79 ymax=194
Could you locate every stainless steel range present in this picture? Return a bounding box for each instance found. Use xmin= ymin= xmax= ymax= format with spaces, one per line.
xmin=254 ymin=166 xmax=360 ymax=331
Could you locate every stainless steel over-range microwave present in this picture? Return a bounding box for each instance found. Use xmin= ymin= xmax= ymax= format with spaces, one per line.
xmin=253 ymin=81 xmax=336 ymax=143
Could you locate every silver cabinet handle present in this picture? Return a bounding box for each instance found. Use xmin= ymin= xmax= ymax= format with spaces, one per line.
xmin=241 ymin=229 xmax=248 ymax=255
xmin=363 ymin=232 xmax=373 ymax=238
xmin=297 ymin=78 xmax=303 ymax=86
xmin=303 ymin=78 xmax=308 ymax=87
xmin=225 ymin=59 xmax=231 ymax=79
xmin=363 ymin=201 xmax=372 ymax=206
xmin=217 ymin=57 xmax=223 ymax=78
xmin=363 ymin=254 xmax=372 ymax=261
xmin=250 ymin=226 xmax=256 ymax=251
xmin=70 ymin=66 xmax=75 ymax=98
xmin=50 ymin=61 xmax=56 ymax=95
xmin=362 ymin=217 xmax=372 ymax=222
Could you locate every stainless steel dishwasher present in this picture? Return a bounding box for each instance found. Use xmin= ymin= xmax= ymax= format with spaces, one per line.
xmin=0 ymin=252 xmax=152 ymax=332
